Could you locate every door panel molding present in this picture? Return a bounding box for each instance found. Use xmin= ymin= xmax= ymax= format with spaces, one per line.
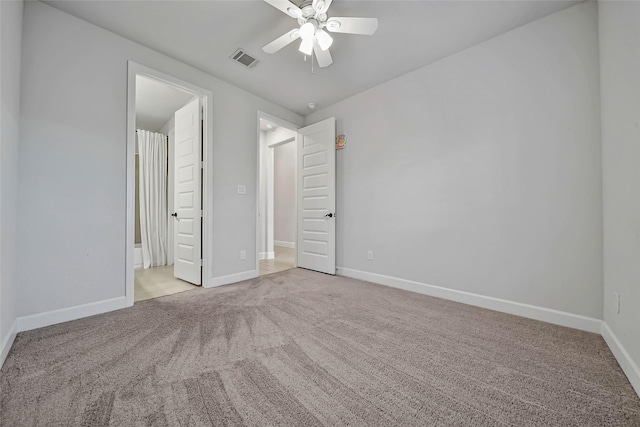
xmin=296 ymin=117 xmax=336 ymax=275
xmin=173 ymin=98 xmax=202 ymax=285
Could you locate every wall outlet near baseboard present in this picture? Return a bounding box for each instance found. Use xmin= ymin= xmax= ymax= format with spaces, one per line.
xmin=367 ymin=250 xmax=373 ymax=261
xmin=240 ymin=250 xmax=246 ymax=260
xmin=614 ymin=291 xmax=620 ymax=314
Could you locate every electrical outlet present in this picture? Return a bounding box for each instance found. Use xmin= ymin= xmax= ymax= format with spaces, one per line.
xmin=237 ymin=185 xmax=246 ymax=195
xmin=240 ymin=250 xmax=246 ymax=260
xmin=367 ymin=250 xmax=373 ymax=261
xmin=614 ymin=292 xmax=620 ymax=314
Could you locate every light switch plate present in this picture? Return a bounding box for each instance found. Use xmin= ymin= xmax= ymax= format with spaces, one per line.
xmin=237 ymin=185 xmax=246 ymax=195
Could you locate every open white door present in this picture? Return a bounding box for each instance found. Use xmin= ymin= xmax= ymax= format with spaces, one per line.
xmin=173 ymin=98 xmax=202 ymax=285
xmin=297 ymin=117 xmax=336 ymax=275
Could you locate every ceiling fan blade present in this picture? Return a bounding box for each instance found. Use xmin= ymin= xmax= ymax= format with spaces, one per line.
xmin=263 ymin=0 xmax=303 ymax=19
xmin=325 ymin=17 xmax=378 ymax=35
xmin=263 ymin=29 xmax=300 ymax=54
xmin=313 ymin=42 xmax=333 ymax=68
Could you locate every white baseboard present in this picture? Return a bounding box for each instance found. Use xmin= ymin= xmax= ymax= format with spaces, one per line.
xmin=337 ymin=267 xmax=602 ymax=334
xmin=206 ymin=270 xmax=257 ymax=288
xmin=601 ymin=322 xmax=640 ymax=398
xmin=3 ymin=267 xmax=637 ymax=401
xmin=274 ymin=241 xmax=295 ymax=249
xmin=134 ymin=246 xmax=143 ymax=269
xmin=17 ymin=296 xmax=128 ymax=333
xmin=0 ymin=319 xmax=17 ymax=369
xmin=259 ymin=252 xmax=275 ymax=260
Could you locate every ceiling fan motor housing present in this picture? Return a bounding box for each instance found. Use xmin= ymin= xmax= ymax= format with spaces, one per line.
xmin=297 ymin=0 xmax=328 ymax=26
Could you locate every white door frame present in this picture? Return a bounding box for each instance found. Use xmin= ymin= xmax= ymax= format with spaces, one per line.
xmin=126 ymin=61 xmax=213 ymax=306
xmin=256 ymin=111 xmax=299 ymax=274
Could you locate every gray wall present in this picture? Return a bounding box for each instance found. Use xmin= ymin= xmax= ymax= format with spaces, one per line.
xmin=599 ymin=0 xmax=640 ymax=381
xmin=305 ymin=2 xmax=603 ymax=318
xmin=0 ymin=0 xmax=23 ymax=360
xmin=17 ymin=1 xmax=301 ymax=317
xmin=274 ymin=141 xmax=296 ymax=246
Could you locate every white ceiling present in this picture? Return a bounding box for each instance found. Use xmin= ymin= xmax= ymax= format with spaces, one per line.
xmin=135 ymin=75 xmax=195 ymax=132
xmin=44 ymin=0 xmax=582 ymax=116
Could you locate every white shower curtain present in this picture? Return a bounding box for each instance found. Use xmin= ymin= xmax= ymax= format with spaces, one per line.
xmin=137 ymin=129 xmax=168 ymax=268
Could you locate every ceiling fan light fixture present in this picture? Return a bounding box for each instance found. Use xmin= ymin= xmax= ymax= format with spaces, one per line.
xmin=299 ymin=38 xmax=314 ymax=55
xmin=299 ymin=22 xmax=315 ymax=40
xmin=315 ymin=29 xmax=333 ymax=51
xmin=262 ymin=0 xmax=377 ymax=68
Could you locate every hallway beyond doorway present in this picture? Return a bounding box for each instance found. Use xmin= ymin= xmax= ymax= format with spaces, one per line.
xmin=259 ymin=246 xmax=295 ymax=276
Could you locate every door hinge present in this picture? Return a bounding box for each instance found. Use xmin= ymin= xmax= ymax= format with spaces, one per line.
xmin=199 ymin=259 xmax=203 ymax=267
xmin=200 ymin=160 xmax=204 ymax=169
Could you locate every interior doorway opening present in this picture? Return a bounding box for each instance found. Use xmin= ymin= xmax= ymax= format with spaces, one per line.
xmin=256 ymin=114 xmax=337 ymax=277
xmin=126 ymin=62 xmax=213 ymax=305
xmin=257 ymin=113 xmax=298 ymax=276
xmin=134 ymin=77 xmax=198 ymax=301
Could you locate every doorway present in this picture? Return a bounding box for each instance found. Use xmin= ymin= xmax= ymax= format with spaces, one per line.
xmin=257 ymin=114 xmax=298 ymax=276
xmin=126 ymin=62 xmax=213 ymax=306
xmin=256 ymin=114 xmax=337 ymax=276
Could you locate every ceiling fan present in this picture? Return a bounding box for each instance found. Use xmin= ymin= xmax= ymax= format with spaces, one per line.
xmin=262 ymin=0 xmax=379 ymax=68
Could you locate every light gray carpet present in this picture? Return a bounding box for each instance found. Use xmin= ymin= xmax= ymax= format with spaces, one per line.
xmin=1 ymin=268 xmax=639 ymax=426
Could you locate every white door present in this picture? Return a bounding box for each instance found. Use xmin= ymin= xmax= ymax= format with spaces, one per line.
xmin=297 ymin=117 xmax=336 ymax=275
xmin=173 ymin=98 xmax=202 ymax=285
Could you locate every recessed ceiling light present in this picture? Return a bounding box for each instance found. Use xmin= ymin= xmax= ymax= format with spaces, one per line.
xmin=308 ymin=103 xmax=317 ymax=110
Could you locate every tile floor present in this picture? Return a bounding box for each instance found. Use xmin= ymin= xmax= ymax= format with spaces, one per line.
xmin=135 ymin=246 xmax=295 ymax=302
xmin=259 ymin=246 xmax=295 ymax=276
xmin=134 ymin=265 xmax=198 ymax=302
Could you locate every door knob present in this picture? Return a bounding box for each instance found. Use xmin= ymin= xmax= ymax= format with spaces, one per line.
xmin=324 ymin=213 xmax=334 ymax=218
xmin=171 ymin=212 xmax=178 ymax=217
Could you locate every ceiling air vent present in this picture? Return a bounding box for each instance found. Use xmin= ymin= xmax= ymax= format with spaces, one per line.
xmin=230 ymin=48 xmax=259 ymax=69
